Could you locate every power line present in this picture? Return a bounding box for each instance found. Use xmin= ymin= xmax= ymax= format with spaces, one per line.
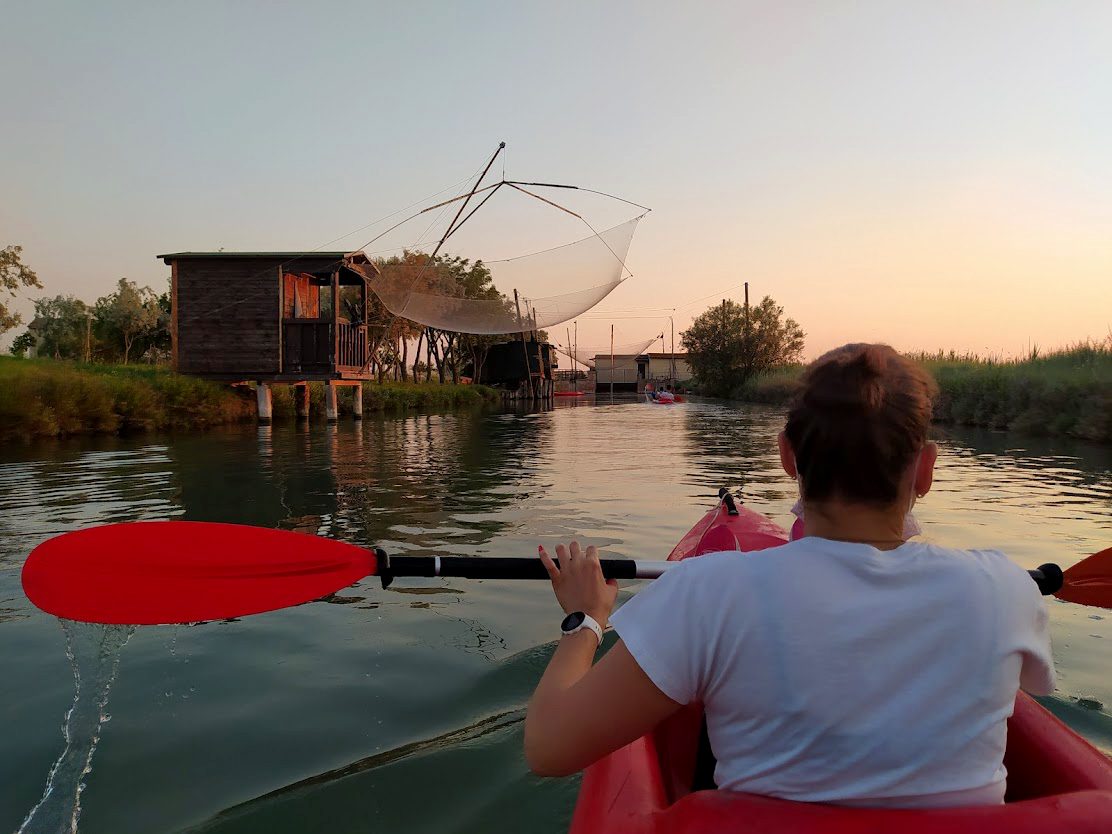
xmin=577 ymin=282 xmax=748 ymax=319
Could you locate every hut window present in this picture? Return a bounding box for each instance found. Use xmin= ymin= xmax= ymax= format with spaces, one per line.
xmin=283 ymin=273 xmax=320 ymax=319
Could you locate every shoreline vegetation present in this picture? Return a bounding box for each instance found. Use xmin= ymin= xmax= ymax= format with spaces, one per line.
xmin=727 ymin=342 xmax=1112 ymax=444
xmin=0 ymin=357 xmax=500 ymax=441
xmin=3 ymin=341 xmax=1108 ymax=444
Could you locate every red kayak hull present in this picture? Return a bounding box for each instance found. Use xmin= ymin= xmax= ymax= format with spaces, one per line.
xmin=569 ymin=500 xmax=1112 ymax=833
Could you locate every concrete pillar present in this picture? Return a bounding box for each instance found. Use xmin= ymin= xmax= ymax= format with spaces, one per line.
xmin=352 ymin=383 xmax=363 ymax=420
xmin=256 ymin=382 xmax=273 ymax=424
xmin=325 ymin=381 xmax=338 ymax=423
xmin=296 ymin=383 xmax=310 ymax=420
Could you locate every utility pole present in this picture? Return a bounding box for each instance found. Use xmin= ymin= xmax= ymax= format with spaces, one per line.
xmin=84 ymin=312 xmax=92 ymax=363
xmin=670 ymin=314 xmax=675 ymax=389
xmin=610 ymin=324 xmax=615 ymax=398
xmin=744 ymin=281 xmax=750 ymax=334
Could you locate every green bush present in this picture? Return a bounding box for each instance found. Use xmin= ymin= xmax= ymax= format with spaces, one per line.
xmin=0 ymin=357 xmax=500 ymax=440
xmin=725 ymin=341 xmax=1112 ymax=443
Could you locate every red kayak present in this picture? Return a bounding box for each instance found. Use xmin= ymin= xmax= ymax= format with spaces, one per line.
xmin=555 ymin=391 xmax=587 ymax=397
xmin=570 ymin=496 xmax=1112 ymax=833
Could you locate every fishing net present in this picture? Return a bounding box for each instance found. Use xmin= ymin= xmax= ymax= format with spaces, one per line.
xmin=362 ymin=217 xmax=641 ymax=335
xmin=350 ymin=166 xmax=647 ymax=335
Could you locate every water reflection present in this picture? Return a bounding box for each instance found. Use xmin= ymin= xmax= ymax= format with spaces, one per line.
xmin=681 ymin=404 xmax=795 ymax=508
xmin=0 ymin=444 xmax=180 ymax=571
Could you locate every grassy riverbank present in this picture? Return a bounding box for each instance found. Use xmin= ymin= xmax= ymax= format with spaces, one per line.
xmin=729 ymin=342 xmax=1112 ymax=443
xmin=0 ymin=357 xmax=499 ymax=441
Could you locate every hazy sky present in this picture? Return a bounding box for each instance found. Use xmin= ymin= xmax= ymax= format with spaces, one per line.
xmin=3 ymin=1 xmax=1109 ymax=357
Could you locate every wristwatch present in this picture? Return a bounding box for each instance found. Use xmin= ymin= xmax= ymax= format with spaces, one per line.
xmin=561 ymin=611 xmax=603 ymax=646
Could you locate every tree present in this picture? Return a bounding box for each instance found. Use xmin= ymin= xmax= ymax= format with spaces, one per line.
xmin=373 ymin=252 xmax=512 ymax=384
xmin=9 ymin=331 xmax=35 ymax=357
xmin=681 ymin=296 xmax=805 ymax=396
xmin=27 ymin=295 xmax=92 ymax=360
xmin=142 ymin=279 xmax=174 ymax=363
xmin=94 ymin=278 xmax=162 ymax=364
xmin=0 ymin=245 xmax=43 ymax=336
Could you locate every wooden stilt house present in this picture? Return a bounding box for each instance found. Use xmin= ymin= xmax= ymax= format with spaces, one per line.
xmin=159 ymin=251 xmax=377 ymax=381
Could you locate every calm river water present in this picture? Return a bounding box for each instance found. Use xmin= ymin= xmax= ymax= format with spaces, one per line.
xmin=1 ymin=399 xmax=1110 ymax=833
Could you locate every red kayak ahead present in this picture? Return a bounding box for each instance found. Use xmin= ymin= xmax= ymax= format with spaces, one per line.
xmin=570 ymin=497 xmax=1112 ymax=833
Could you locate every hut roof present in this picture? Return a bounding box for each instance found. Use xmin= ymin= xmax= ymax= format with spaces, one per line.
xmin=158 ymin=251 xmax=355 ymax=264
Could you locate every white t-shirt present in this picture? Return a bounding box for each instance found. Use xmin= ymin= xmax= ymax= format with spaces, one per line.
xmin=609 ymin=538 xmax=1055 ymax=808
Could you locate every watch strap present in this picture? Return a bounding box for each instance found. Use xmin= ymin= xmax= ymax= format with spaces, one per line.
xmin=562 ymin=612 xmax=603 ymax=646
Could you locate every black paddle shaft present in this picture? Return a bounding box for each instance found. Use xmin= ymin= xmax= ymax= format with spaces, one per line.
xmin=377 ymin=551 xmax=1063 ymax=595
xmin=378 ymin=552 xmax=649 ymax=588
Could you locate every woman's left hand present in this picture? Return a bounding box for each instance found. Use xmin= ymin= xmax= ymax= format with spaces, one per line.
xmin=538 ymin=541 xmax=618 ymax=627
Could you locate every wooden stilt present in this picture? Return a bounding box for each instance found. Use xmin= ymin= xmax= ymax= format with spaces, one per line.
xmin=296 ymin=383 xmax=310 ymax=420
xmin=352 ymin=383 xmax=364 ymax=420
xmin=256 ymin=382 xmax=272 ymax=424
xmin=325 ymin=381 xmax=338 ymax=422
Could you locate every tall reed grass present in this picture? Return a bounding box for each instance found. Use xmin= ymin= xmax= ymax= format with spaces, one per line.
xmin=728 ymin=340 xmax=1112 ymax=443
xmin=0 ymin=358 xmax=499 ymax=441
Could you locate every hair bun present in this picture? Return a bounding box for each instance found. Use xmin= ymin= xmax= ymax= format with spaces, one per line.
xmin=785 ymin=343 xmax=937 ymax=506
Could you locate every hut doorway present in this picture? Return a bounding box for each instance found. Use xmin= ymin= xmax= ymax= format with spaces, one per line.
xmin=281 ymin=264 xmax=370 ymax=376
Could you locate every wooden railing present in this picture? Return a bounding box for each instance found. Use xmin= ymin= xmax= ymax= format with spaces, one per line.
xmin=337 ymin=322 xmax=368 ymax=370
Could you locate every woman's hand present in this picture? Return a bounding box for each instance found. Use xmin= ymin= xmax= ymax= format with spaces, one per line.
xmin=538 ymin=541 xmax=618 ymax=627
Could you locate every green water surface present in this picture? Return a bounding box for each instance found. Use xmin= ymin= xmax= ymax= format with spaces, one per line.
xmin=1 ymin=399 xmax=1109 ymax=833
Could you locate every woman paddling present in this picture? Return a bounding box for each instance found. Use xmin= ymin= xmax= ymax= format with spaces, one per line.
xmin=526 ymin=343 xmax=1054 ymax=808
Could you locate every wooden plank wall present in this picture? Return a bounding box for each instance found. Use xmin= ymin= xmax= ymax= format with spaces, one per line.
xmin=173 ymin=256 xmax=339 ymax=377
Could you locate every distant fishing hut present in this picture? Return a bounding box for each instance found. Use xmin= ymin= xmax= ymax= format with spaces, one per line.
xmin=593 ymin=351 xmax=692 ymax=393
xmin=471 ymin=339 xmax=557 ymax=403
xmin=159 ymin=251 xmax=378 ymax=422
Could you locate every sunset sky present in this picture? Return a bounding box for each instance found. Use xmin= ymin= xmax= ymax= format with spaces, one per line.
xmin=2 ymin=2 xmax=1109 ymax=358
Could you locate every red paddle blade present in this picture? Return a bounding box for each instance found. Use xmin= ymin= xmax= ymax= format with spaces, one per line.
xmin=22 ymin=521 xmax=377 ymax=625
xmin=1058 ymin=546 xmax=1112 ymax=609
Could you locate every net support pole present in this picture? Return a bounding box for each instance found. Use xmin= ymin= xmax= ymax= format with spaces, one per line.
xmin=397 ymin=143 xmax=506 ymax=320
xmin=532 ymin=308 xmax=544 ymax=401
xmin=574 ymin=320 xmax=578 ymax=393
xmin=514 ymin=289 xmax=531 ymax=401
xmin=428 ymin=142 xmax=505 ymax=264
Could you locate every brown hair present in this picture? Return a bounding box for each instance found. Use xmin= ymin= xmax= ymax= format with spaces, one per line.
xmin=785 ymin=344 xmax=938 ymax=506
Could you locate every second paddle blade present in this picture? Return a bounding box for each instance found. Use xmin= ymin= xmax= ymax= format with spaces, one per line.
xmin=22 ymin=521 xmax=377 ymax=625
xmin=1058 ymin=546 xmax=1112 ymax=610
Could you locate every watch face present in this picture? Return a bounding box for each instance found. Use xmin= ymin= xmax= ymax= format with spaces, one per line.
xmin=561 ymin=611 xmax=585 ymax=632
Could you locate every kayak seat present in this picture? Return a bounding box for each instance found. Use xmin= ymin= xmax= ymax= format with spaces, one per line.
xmin=691 ymin=715 xmax=717 ymax=791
